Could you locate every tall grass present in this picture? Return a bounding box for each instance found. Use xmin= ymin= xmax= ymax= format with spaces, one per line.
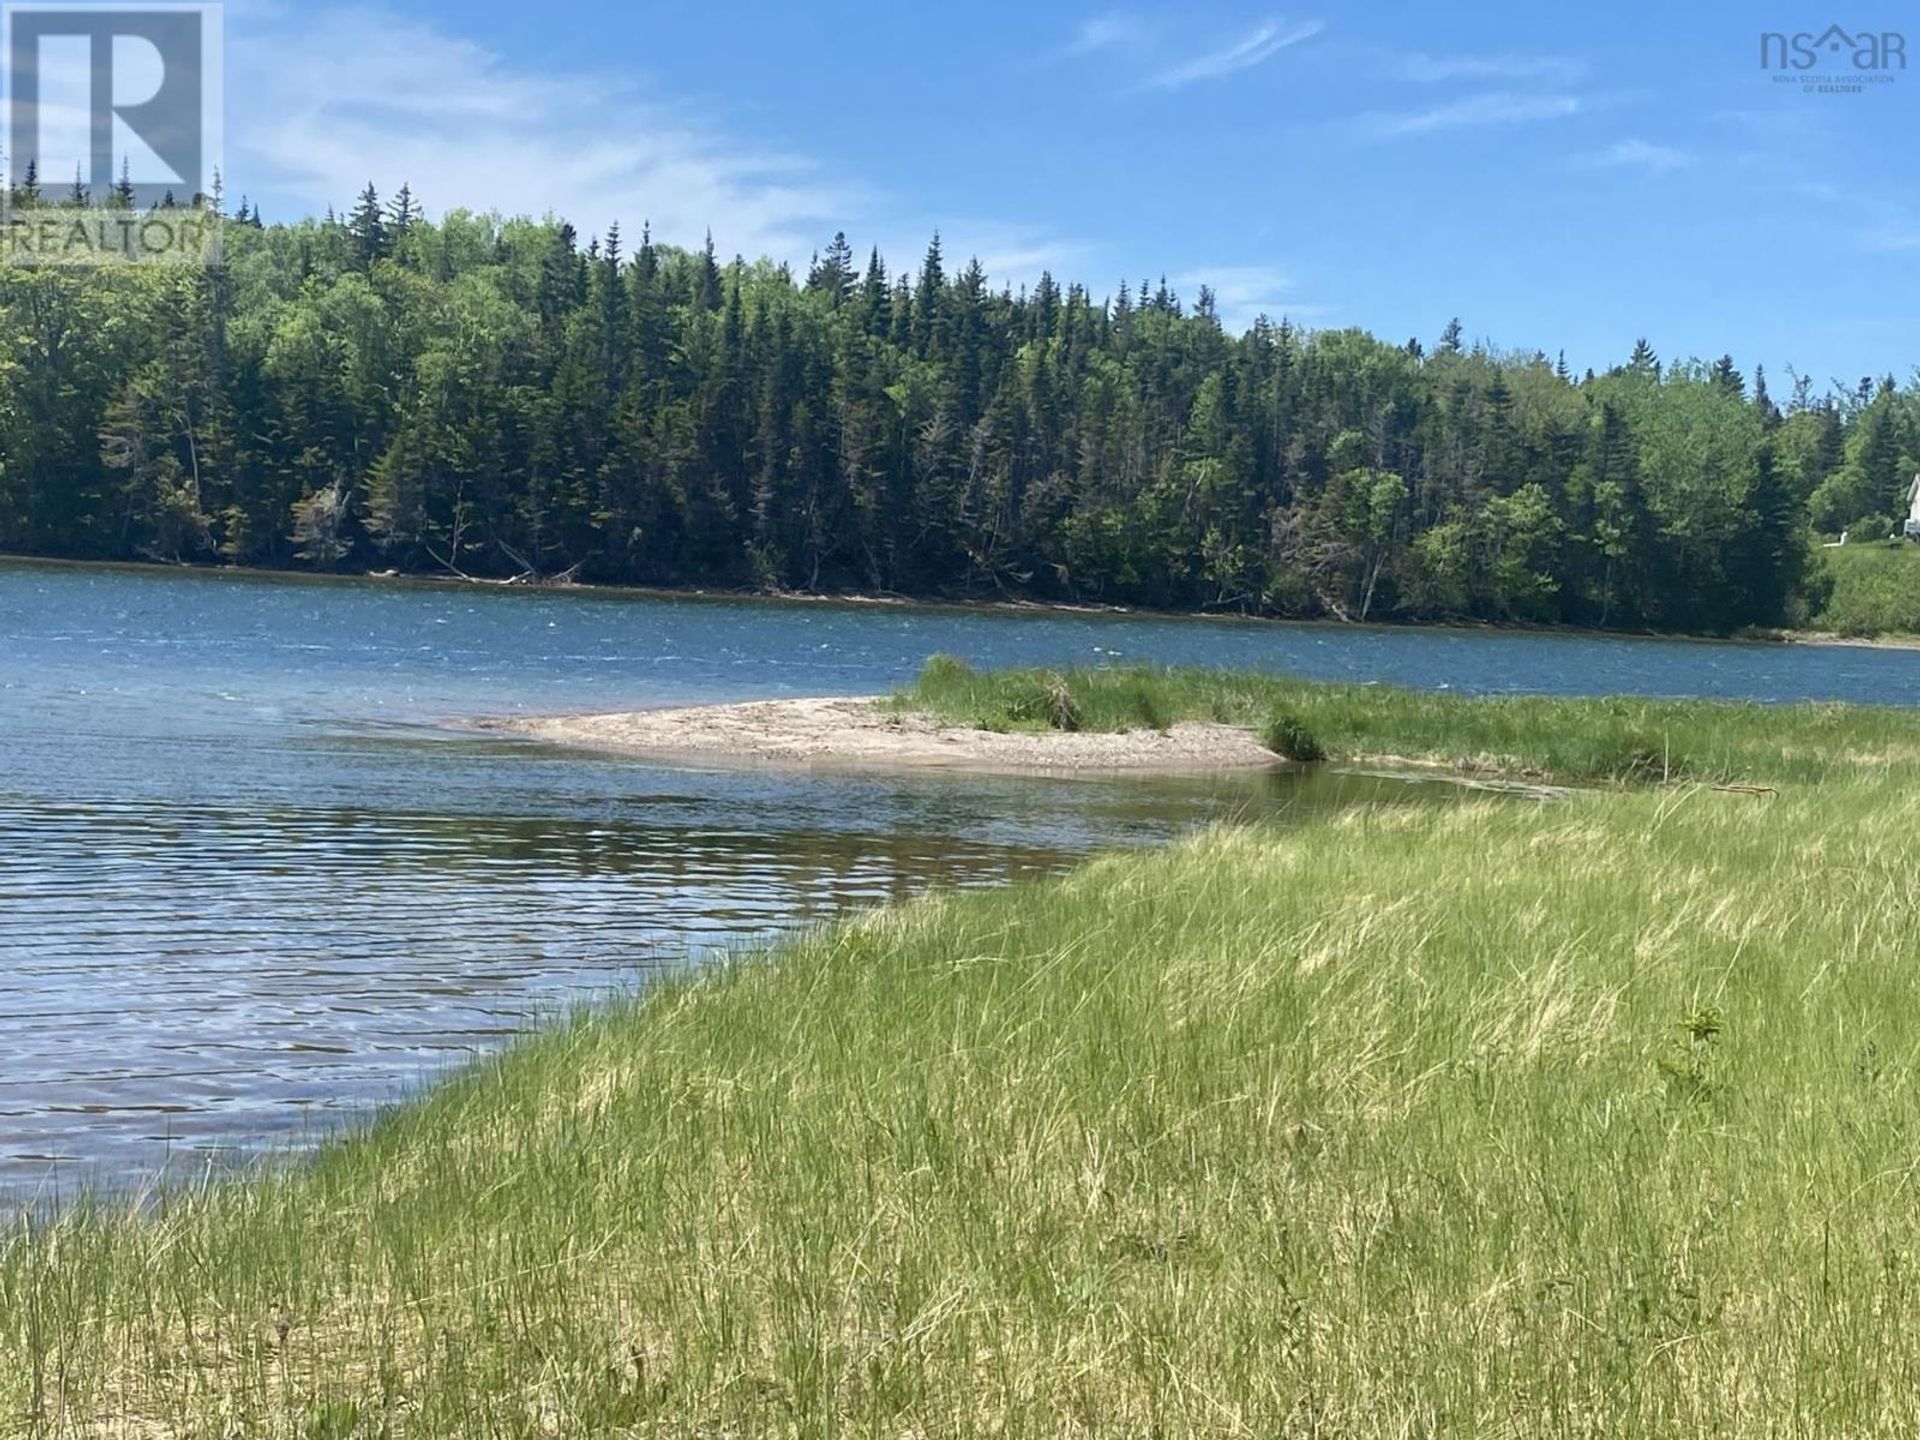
xmin=13 ymin=684 xmax=1920 ymax=1432
xmin=895 ymin=655 xmax=1920 ymax=784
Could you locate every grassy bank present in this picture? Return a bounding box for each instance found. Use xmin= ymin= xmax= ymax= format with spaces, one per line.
xmin=12 ymin=683 xmax=1920 ymax=1433
xmin=1806 ymin=540 xmax=1920 ymax=638
xmin=894 ymin=656 xmax=1920 ymax=785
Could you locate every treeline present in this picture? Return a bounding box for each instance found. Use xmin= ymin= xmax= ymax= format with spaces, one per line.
xmin=2 ymin=185 xmax=1917 ymax=631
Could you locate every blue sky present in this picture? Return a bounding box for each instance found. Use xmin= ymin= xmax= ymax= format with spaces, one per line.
xmin=221 ymin=0 xmax=1919 ymax=386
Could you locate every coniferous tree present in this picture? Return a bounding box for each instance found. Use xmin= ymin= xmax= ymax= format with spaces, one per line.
xmin=694 ymin=232 xmax=722 ymax=312
xmin=347 ymin=183 xmax=386 ymax=264
xmin=913 ymin=233 xmax=945 ymax=358
xmin=1709 ymin=354 xmax=1745 ymax=399
xmin=387 ymin=184 xmax=417 ymax=239
xmin=858 ymin=247 xmax=890 ymax=337
xmin=0 ymin=210 xmax=1880 ymax=632
xmin=807 ymin=231 xmax=855 ymax=307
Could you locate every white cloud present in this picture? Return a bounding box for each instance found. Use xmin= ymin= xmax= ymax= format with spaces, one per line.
xmin=1060 ymin=12 xmax=1323 ymax=93
xmin=1591 ymin=139 xmax=1693 ymax=174
xmin=1358 ymin=91 xmax=1580 ymax=139
xmin=1172 ymin=264 xmax=1324 ymax=331
xmin=1145 ymin=18 xmax=1325 ymax=89
xmin=226 ymin=5 xmax=858 ymax=262
xmin=225 ymin=6 xmax=1091 ymax=290
xmin=1399 ymin=52 xmax=1583 ymax=84
xmin=1067 ymin=12 xmax=1150 ymax=55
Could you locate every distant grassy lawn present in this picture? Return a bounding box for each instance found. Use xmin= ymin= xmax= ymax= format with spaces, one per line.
xmin=15 ymin=677 xmax=1920 ymax=1433
xmin=1808 ymin=539 xmax=1920 ymax=637
xmin=893 ymin=656 xmax=1920 ymax=785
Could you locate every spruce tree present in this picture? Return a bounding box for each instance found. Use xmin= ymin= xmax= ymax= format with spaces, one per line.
xmin=807 ymin=231 xmax=855 ymax=307
xmin=347 ymin=183 xmax=386 ymax=263
xmin=888 ymin=276 xmax=912 ymax=350
xmin=1709 ymin=354 xmax=1744 ymax=399
xmin=858 ymin=248 xmax=890 ymax=336
xmin=1751 ymin=365 xmax=1779 ymax=428
xmin=387 ymin=183 xmax=417 ymax=238
xmin=694 ymin=232 xmax=722 ymax=312
xmin=913 ymin=233 xmax=945 ymax=358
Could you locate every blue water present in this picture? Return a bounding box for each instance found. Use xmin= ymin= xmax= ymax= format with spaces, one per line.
xmin=6 ymin=558 xmax=1920 ymax=1196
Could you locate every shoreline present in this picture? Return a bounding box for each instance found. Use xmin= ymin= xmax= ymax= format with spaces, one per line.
xmin=6 ymin=549 xmax=1911 ymax=649
xmin=18 ymin=723 xmax=1908 ymax=1429
xmin=486 ymin=696 xmax=1578 ymax=797
xmin=20 ymin=683 xmax=1915 ymax=1427
xmin=486 ymin=696 xmax=1285 ymax=777
xmin=1752 ymin=626 xmax=1920 ymax=651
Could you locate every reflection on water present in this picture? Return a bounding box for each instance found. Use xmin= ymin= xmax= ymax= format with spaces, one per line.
xmin=0 ymin=741 xmax=1443 ymax=1195
xmin=7 ymin=558 xmax=1920 ymax=1196
xmin=0 ymin=779 xmax=1078 ymax=1188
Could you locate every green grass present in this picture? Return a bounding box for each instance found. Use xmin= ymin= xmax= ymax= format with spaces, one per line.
xmin=892 ymin=655 xmax=1920 ymax=785
xmin=14 ymin=680 xmax=1920 ymax=1434
xmin=1807 ymin=541 xmax=1920 ymax=638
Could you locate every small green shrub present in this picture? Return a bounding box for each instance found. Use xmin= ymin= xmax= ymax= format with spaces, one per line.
xmin=1657 ymin=1005 xmax=1726 ymax=1106
xmin=1261 ymin=709 xmax=1327 ymax=763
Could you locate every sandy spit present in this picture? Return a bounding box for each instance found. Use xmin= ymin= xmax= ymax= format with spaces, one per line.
xmin=487 ymin=696 xmax=1282 ymax=777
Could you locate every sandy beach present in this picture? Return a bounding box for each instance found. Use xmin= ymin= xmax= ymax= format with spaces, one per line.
xmin=491 ymin=696 xmax=1282 ymax=776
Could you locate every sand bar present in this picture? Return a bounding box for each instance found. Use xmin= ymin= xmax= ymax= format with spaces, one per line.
xmin=489 ymin=696 xmax=1281 ymax=776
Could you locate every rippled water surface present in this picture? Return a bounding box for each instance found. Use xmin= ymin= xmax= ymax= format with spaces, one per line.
xmin=9 ymin=559 xmax=1920 ymax=1196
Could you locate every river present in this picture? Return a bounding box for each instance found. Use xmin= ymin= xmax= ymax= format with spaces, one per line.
xmin=7 ymin=559 xmax=1920 ymax=1196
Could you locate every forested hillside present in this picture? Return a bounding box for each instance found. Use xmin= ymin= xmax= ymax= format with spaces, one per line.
xmin=2 ymin=187 xmax=1916 ymax=631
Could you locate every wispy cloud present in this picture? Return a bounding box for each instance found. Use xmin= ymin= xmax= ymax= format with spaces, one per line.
xmin=1145 ymin=18 xmax=1325 ymax=89
xmin=225 ymin=3 xmax=1085 ymax=289
xmin=1067 ymin=11 xmax=1149 ymax=55
xmin=1589 ymin=138 xmax=1693 ymax=174
xmin=228 ymin=7 xmax=856 ymax=259
xmin=1399 ymin=52 xmax=1583 ymax=84
xmin=1172 ymin=264 xmax=1326 ymax=331
xmin=1064 ymin=13 xmax=1323 ymax=89
xmin=1357 ymin=91 xmax=1580 ymax=139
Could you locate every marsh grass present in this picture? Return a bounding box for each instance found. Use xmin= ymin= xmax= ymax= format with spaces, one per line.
xmin=14 ymin=682 xmax=1920 ymax=1433
xmin=1259 ymin=708 xmax=1326 ymax=763
xmin=894 ymin=656 xmax=1920 ymax=784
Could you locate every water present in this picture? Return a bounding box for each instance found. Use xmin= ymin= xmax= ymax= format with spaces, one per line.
xmin=7 ymin=559 xmax=1920 ymax=1197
